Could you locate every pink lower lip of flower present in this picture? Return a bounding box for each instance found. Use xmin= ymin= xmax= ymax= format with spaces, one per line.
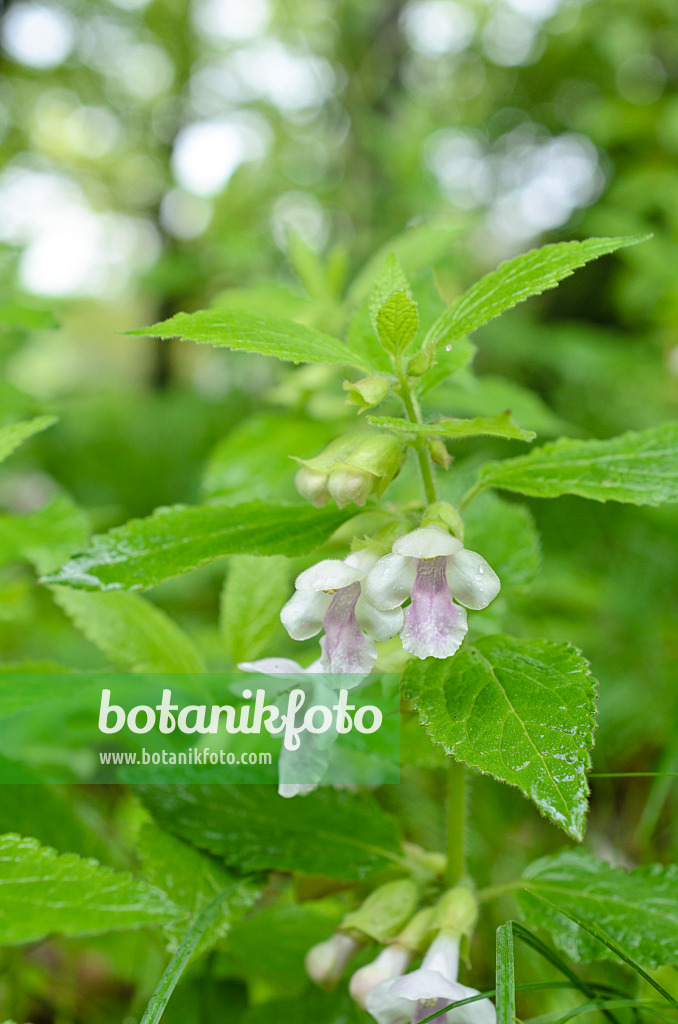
xmin=411 ymin=996 xmax=452 ymax=1023
xmin=321 ymin=580 xmax=377 ymax=673
xmin=400 ymin=557 xmax=468 ymax=660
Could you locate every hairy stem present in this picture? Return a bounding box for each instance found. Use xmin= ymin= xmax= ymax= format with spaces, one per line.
xmin=399 ymin=376 xmax=437 ymax=506
xmin=445 ymin=759 xmax=466 ymax=887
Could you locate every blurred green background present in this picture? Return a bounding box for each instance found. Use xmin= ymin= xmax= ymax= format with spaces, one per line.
xmin=1 ymin=0 xmax=678 ymax=1020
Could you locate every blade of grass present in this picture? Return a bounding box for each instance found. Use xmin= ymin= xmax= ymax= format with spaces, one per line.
xmin=526 ymin=999 xmax=677 ymax=1024
xmin=497 ymin=922 xmax=516 ymax=1024
xmin=140 ymin=884 xmax=243 ymax=1024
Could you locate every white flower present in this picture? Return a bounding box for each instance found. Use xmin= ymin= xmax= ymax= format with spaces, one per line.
xmin=305 ymin=932 xmax=362 ymax=990
xmin=280 ymin=551 xmax=404 ymax=674
xmin=350 ymin=944 xmax=413 ymax=1008
xmin=364 ymin=527 xmax=500 ymax=660
xmin=365 ymin=931 xmax=496 ymax=1024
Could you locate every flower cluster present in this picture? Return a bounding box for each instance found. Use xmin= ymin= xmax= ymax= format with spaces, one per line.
xmin=279 ymin=526 xmax=500 ymax=669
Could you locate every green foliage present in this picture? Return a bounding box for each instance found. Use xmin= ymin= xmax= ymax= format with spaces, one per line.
xmin=463 ymin=492 xmax=541 ymax=593
xmin=0 ymin=833 xmax=180 ymax=944
xmin=43 ymin=502 xmax=354 ymax=591
xmin=376 ymin=290 xmax=419 ymax=355
xmin=138 ymin=824 xmax=258 ymax=955
xmin=220 ymin=554 xmax=290 ymax=663
xmin=0 ymin=415 xmax=57 ymax=464
xmin=402 ymin=637 xmax=597 ymax=839
xmin=426 ymin=236 xmax=649 ymax=349
xmin=495 ymin=923 xmax=515 ymax=1024
xmin=137 ymin=785 xmax=403 ymax=879
xmin=132 ymin=308 xmax=372 ymax=371
xmin=519 ymin=850 xmax=678 ymax=969
xmin=368 ymin=412 xmax=535 ymax=443
xmin=479 ymin=422 xmax=678 ymax=506
xmin=0 ymin=494 xmax=88 ymax=574
xmin=51 ymin=587 xmax=206 ymax=672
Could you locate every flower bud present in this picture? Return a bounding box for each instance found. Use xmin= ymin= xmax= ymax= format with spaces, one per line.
xmin=295 ymin=466 xmax=329 ymax=507
xmin=349 ymin=944 xmax=412 ymax=1007
xmin=428 ymin=438 xmax=451 ymax=469
xmin=407 ymin=346 xmax=433 ymax=376
xmin=327 ymin=467 xmax=374 ymax=508
xmin=341 ymin=879 xmax=419 ymax=944
xmin=395 ymin=906 xmax=437 ymax=953
xmin=343 ymin=375 xmax=391 ymax=412
xmin=305 ymin=932 xmax=361 ymax=990
xmin=433 ymin=884 xmax=478 ymax=936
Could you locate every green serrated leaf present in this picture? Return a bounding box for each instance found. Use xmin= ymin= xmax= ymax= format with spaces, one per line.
xmin=137 ymin=785 xmax=403 ymax=880
xmin=51 ymin=587 xmax=206 ymax=672
xmin=402 ymin=636 xmax=597 ymax=840
xmin=368 ymin=255 xmax=412 ymax=338
xmin=129 ymin=307 xmax=371 ymax=371
xmin=479 ymin=422 xmax=678 ymax=506
xmin=0 ymin=833 xmax=180 ymax=945
xmin=0 ymin=415 xmax=57 ymax=465
xmin=42 ymin=502 xmax=353 ymax=592
xmin=138 ymin=824 xmax=258 ymax=955
xmin=426 ymin=236 xmax=650 ymax=348
xmin=220 ymin=554 xmax=291 ymax=663
xmin=376 ymin=290 xmax=419 ymax=356
xmin=368 ymin=412 xmax=535 ymax=443
xmin=0 ymin=494 xmax=88 ymax=575
xmin=519 ymin=850 xmax=678 ymax=969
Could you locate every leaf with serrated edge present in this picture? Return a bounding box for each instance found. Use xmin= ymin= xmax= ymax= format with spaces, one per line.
xmin=0 ymin=415 xmax=57 ymax=465
xmin=368 ymin=412 xmax=535 ymax=442
xmin=519 ymin=850 xmax=678 ymax=968
xmin=136 ymin=785 xmax=403 ymax=880
xmin=425 ymin=236 xmax=649 ymax=348
xmin=42 ymin=502 xmax=354 ymax=592
xmin=220 ymin=555 xmax=290 ymax=663
xmin=480 ymin=422 xmax=678 ymax=506
xmin=51 ymin=588 xmax=205 ymax=672
xmin=402 ymin=636 xmax=597 ymax=840
xmin=0 ymin=834 xmax=180 ymax=945
xmin=376 ymin=291 xmax=419 ymax=356
xmin=129 ymin=308 xmax=371 ymax=371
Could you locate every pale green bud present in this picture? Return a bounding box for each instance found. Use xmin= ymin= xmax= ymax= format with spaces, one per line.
xmin=433 ymin=885 xmax=478 ymax=936
xmin=428 ymin=438 xmax=451 ymax=469
xmin=295 ymin=466 xmax=329 ymax=507
xmin=341 ymin=879 xmax=419 ymax=944
xmin=407 ymin=346 xmax=433 ymax=376
xmin=343 ymin=375 xmax=391 ymax=412
xmin=394 ymin=906 xmax=437 ymax=953
xmin=327 ymin=467 xmax=374 ymax=508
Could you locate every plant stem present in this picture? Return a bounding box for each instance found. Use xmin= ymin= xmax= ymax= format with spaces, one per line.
xmin=457 ymin=481 xmax=484 ymax=510
xmin=140 ymin=886 xmax=238 ymax=1024
xmin=445 ymin=759 xmax=466 ymax=887
xmin=399 ymin=376 xmax=437 ymax=506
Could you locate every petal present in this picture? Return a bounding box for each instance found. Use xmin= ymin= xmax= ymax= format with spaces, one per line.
xmin=346 ymin=549 xmax=380 ymax=574
xmin=296 ymin=558 xmax=364 ymax=591
xmin=350 ymin=946 xmax=413 ymax=1008
xmin=421 ymin=931 xmax=460 ymax=981
xmin=364 ymin=552 xmax=417 ymax=610
xmin=356 ymin=596 xmax=405 ymax=641
xmin=447 ymin=549 xmax=501 ymax=610
xmin=390 ymin=968 xmax=462 ymax=1004
xmin=321 ymin=581 xmax=377 ymax=673
xmin=281 ymin=589 xmax=331 ymax=640
xmin=278 ymin=782 xmax=318 ymax=798
xmin=447 ymin=986 xmax=497 ymax=1024
xmin=238 ymin=657 xmax=305 ymax=674
xmin=365 ymin=977 xmax=414 ymax=1024
xmin=400 ymin=558 xmax=468 ymax=659
xmin=393 ymin=526 xmax=462 ymax=559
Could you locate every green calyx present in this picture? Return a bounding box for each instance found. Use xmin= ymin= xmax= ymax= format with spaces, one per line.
xmin=340 ymin=879 xmax=419 ymax=944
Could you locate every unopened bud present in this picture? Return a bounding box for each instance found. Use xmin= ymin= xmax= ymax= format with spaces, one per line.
xmin=395 ymin=906 xmax=437 ymax=953
xmin=407 ymin=346 xmax=433 ymax=376
xmin=341 ymin=879 xmax=419 ymax=944
xmin=344 ymin=375 xmax=391 ymax=412
xmin=349 ymin=944 xmax=412 ymax=1008
xmin=428 ymin=438 xmax=451 ymax=469
xmin=434 ymin=885 xmax=478 ymax=936
xmin=327 ymin=467 xmax=374 ymax=507
xmin=295 ymin=466 xmax=329 ymax=507
xmin=305 ymin=932 xmax=361 ymax=990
